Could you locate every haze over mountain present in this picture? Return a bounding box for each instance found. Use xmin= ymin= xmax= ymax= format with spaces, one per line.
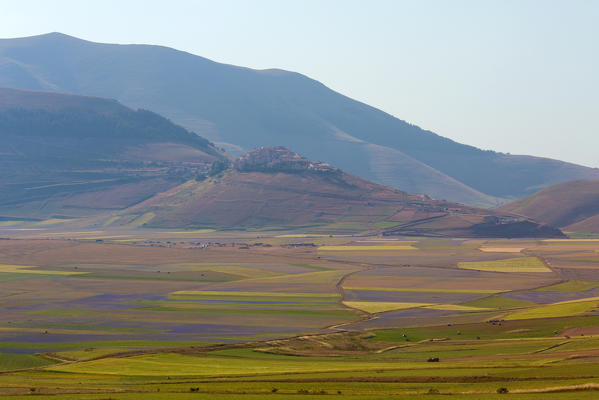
xmin=1 ymin=33 xmax=597 ymax=207
xmin=0 ymin=91 xmax=561 ymax=238
xmin=500 ymin=180 xmax=599 ymax=234
xmin=0 ymin=87 xmax=225 ymax=218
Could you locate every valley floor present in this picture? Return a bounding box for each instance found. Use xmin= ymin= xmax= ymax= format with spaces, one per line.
xmin=1 ymin=227 xmax=599 ymax=398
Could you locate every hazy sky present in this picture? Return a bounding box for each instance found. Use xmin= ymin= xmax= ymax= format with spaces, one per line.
xmin=2 ymin=0 xmax=598 ymax=167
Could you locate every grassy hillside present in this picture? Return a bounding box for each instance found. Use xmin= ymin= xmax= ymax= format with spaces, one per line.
xmin=108 ymin=148 xmax=563 ymax=238
xmin=499 ymin=180 xmax=599 ymax=233
xmin=0 ymin=87 xmax=225 ymax=218
xmin=1 ymin=33 xmax=597 ymax=206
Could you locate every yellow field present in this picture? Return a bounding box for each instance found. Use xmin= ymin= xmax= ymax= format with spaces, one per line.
xmin=479 ymin=247 xmax=524 ymax=253
xmin=343 ymin=301 xmax=433 ymax=313
xmin=344 ymin=286 xmax=503 ymax=294
xmin=0 ymin=264 xmax=86 ymax=276
xmin=505 ymin=297 xmax=599 ymax=320
xmin=458 ymin=257 xmax=551 ymax=273
xmin=423 ymin=304 xmax=490 ymax=311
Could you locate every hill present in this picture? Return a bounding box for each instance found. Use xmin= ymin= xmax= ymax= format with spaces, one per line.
xmin=1 ymin=33 xmax=597 ymax=207
xmin=0 ymin=87 xmax=226 ymax=218
xmin=108 ymin=147 xmax=563 ymax=238
xmin=499 ymin=180 xmax=599 ymax=233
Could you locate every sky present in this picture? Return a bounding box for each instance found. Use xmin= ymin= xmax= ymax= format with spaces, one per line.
xmin=2 ymin=0 xmax=598 ymax=167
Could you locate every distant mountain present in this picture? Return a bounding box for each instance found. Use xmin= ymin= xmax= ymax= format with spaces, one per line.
xmin=108 ymin=147 xmax=563 ymax=238
xmin=0 ymin=87 xmax=226 ymax=218
xmin=1 ymin=33 xmax=597 ymax=207
xmin=499 ymin=180 xmax=599 ymax=234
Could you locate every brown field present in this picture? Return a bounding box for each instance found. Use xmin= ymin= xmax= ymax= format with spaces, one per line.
xmin=1 ymin=230 xmax=599 ymax=399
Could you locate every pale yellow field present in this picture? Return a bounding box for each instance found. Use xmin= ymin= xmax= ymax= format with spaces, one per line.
xmin=0 ymin=264 xmax=87 ymax=276
xmin=458 ymin=257 xmax=552 ymax=273
xmin=479 ymin=247 xmax=524 ymax=253
xmin=343 ymin=301 xmax=433 ymax=313
xmin=343 ymin=286 xmax=503 ymax=294
xmin=423 ymin=304 xmax=490 ymax=311
xmin=505 ymin=297 xmax=599 ymax=320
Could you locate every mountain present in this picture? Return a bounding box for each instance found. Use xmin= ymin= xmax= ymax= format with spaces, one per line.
xmin=0 ymin=87 xmax=226 ymax=218
xmin=1 ymin=33 xmax=597 ymax=207
xmin=499 ymin=180 xmax=599 ymax=234
xmin=108 ymin=147 xmax=563 ymax=238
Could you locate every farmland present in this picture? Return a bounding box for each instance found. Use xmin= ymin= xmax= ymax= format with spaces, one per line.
xmin=1 ymin=227 xmax=599 ymax=398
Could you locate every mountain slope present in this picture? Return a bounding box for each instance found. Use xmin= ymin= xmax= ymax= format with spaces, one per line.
xmin=110 ymin=147 xmax=563 ymax=238
xmin=499 ymin=180 xmax=599 ymax=233
xmin=0 ymin=87 xmax=225 ymax=218
xmin=1 ymin=33 xmax=597 ymax=206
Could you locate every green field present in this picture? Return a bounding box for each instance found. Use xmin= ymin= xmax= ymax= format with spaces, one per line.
xmin=505 ymin=297 xmax=599 ymax=320
xmin=536 ymin=280 xmax=599 ymax=292
xmin=2 ymin=235 xmax=599 ymax=398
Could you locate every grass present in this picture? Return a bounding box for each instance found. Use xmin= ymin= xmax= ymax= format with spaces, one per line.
xmin=536 ymin=280 xmax=599 ymax=292
xmin=369 ymin=315 xmax=599 ymax=341
xmin=458 ymin=257 xmax=551 ymax=273
xmin=47 ymin=352 xmax=408 ymax=376
xmin=461 ymin=296 xmax=537 ymax=309
xmin=318 ymin=245 xmax=417 ymax=251
xmin=5 ymin=236 xmax=599 ymax=399
xmin=320 ymin=223 xmax=370 ymax=230
xmin=372 ymin=221 xmax=402 ymax=228
xmin=0 ymin=353 xmax=56 ymax=371
xmin=0 ymin=272 xmax=63 ymax=282
xmin=291 ymin=263 xmax=333 ymax=271
xmin=343 ymin=301 xmax=433 ymax=313
xmin=166 ymin=263 xmax=279 ymax=278
xmin=505 ymin=297 xmax=599 ymax=320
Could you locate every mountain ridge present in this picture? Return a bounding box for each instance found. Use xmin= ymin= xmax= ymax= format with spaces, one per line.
xmin=0 ymin=86 xmax=226 ymax=218
xmin=499 ymin=180 xmax=599 ymax=233
xmin=2 ymin=32 xmax=597 ymax=207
